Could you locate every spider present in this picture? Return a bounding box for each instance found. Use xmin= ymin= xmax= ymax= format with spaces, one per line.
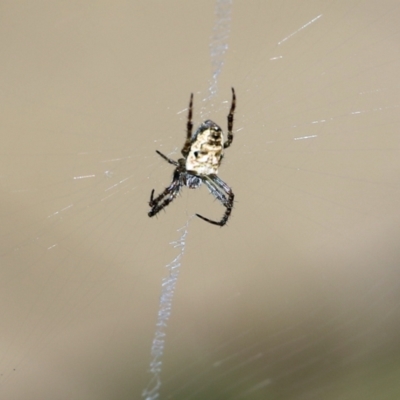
xmin=148 ymin=87 xmax=236 ymax=226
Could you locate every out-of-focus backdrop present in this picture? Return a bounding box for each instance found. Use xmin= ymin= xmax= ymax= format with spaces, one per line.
xmin=1 ymin=2 xmax=400 ymax=399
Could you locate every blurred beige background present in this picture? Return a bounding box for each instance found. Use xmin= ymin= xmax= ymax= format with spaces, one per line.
xmin=1 ymin=1 xmax=400 ymax=399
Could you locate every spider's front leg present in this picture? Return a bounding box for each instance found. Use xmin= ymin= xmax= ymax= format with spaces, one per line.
xmin=149 ymin=189 xmax=156 ymax=206
xmin=196 ymin=175 xmax=234 ymax=226
xmin=148 ymin=178 xmax=181 ymax=217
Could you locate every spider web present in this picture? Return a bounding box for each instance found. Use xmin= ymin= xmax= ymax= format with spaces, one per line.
xmin=1 ymin=2 xmax=400 ymax=400
xmin=143 ymin=2 xmax=233 ymax=398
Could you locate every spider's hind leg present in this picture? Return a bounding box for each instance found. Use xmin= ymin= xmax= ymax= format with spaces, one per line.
xmin=181 ymin=93 xmax=194 ymax=157
xmin=224 ymin=87 xmax=236 ymax=149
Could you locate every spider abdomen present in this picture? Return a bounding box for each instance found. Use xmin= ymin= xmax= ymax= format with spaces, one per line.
xmin=186 ymin=120 xmax=224 ymax=175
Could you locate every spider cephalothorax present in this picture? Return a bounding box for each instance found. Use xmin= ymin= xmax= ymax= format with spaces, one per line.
xmin=148 ymin=88 xmax=236 ymax=226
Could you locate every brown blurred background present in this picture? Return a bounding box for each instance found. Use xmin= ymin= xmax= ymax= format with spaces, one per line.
xmin=1 ymin=1 xmax=400 ymax=399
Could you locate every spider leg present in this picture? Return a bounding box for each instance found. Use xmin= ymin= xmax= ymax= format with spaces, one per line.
xmin=181 ymin=93 xmax=194 ymax=158
xmin=202 ymin=179 xmax=229 ymax=203
xmin=150 ymin=189 xmax=155 ymax=203
xmin=149 ymin=169 xmax=179 ymax=208
xmin=148 ymin=178 xmax=181 ymax=217
xmin=196 ymin=174 xmax=234 ymax=226
xmin=224 ymin=87 xmax=236 ymax=149
xmin=155 ymin=150 xmax=179 ymax=166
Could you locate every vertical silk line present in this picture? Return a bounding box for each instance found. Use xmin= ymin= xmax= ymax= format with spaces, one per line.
xmin=142 ymin=223 xmax=189 ymax=400
xmin=143 ymin=2 xmax=232 ymax=398
xmin=208 ymin=0 xmax=233 ymax=99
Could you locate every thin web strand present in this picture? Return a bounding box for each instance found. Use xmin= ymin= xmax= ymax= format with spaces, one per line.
xmin=208 ymin=0 xmax=233 ymax=99
xmin=142 ymin=223 xmax=189 ymax=400
xmin=143 ymin=1 xmax=233 ymax=397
